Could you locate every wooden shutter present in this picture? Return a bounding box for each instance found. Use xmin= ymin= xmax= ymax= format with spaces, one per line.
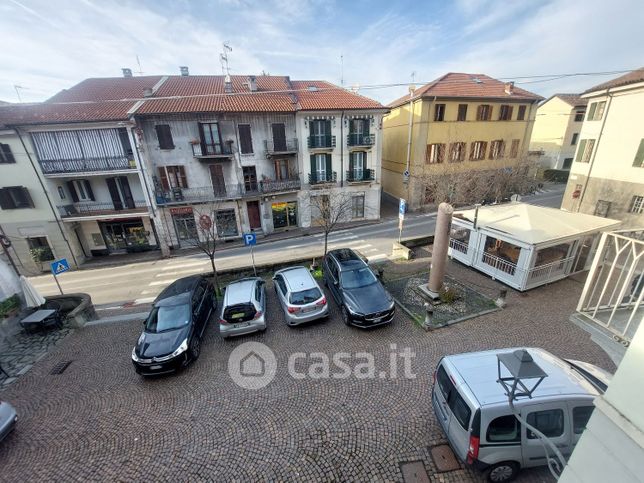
xmin=0 ymin=188 xmax=13 ymax=209
xmin=587 ymin=103 xmax=597 ymax=121
xmin=238 ymin=124 xmax=253 ymax=154
xmin=82 ymin=180 xmax=95 ymax=201
xmin=576 ymin=139 xmax=587 ymax=162
xmin=155 ymin=125 xmax=174 ymax=149
xmin=66 ymin=180 xmax=79 ymax=202
xmin=324 ymin=120 xmax=331 ymax=136
xmin=517 ymin=106 xmax=526 ymax=121
xmin=363 ymin=119 xmax=370 ymax=136
xmin=507 ymin=106 xmax=513 ymax=120
xmin=106 ymin=177 xmax=123 ymax=210
xmin=272 ymin=123 xmax=287 ymax=151
xmin=118 ymin=177 xmax=135 ymax=209
xmin=476 ymin=105 xmax=483 ymax=121
xmin=178 ymin=166 xmax=188 ymax=187
xmin=633 ymin=139 xmax=644 ymax=167
xmin=14 ymin=187 xmax=34 ymax=208
xmin=0 ymin=143 xmax=16 ymax=163
xmin=310 ymin=154 xmax=316 ymax=181
xmin=325 ymin=153 xmax=332 ymax=178
xmin=349 ymin=152 xmax=355 ymax=172
xmin=158 ymin=167 xmax=170 ymax=190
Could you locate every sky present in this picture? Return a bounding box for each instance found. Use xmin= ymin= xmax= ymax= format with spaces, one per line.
xmin=1 ymin=0 xmax=643 ymax=104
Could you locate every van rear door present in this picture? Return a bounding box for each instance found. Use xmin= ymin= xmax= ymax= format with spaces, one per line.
xmin=520 ymin=402 xmax=572 ymax=468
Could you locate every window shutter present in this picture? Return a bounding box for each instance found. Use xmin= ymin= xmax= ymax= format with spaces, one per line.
xmin=83 ymin=180 xmax=95 ymax=201
xmin=325 ymin=153 xmax=332 ymax=177
xmin=349 ymin=152 xmax=355 ymax=172
xmin=155 ymin=125 xmax=174 ymax=149
xmin=507 ymin=106 xmax=513 ymax=120
xmin=325 ymin=120 xmax=331 ymax=136
xmin=238 ymin=124 xmax=253 ymax=154
xmin=310 ymin=154 xmax=316 ymax=180
xmin=587 ymin=103 xmax=597 ymax=121
xmin=178 ymin=166 xmax=188 ymax=187
xmin=158 ymin=167 xmax=170 ymax=190
xmin=363 ymin=119 xmax=370 ymax=136
xmin=0 ymin=188 xmax=12 ymax=209
xmin=66 ymin=180 xmax=79 ymax=202
xmin=0 ymin=143 xmax=16 ymax=163
xmin=633 ymin=139 xmax=644 ymax=167
xmin=13 ymin=187 xmax=34 ymax=208
xmin=576 ymin=139 xmax=587 ymax=162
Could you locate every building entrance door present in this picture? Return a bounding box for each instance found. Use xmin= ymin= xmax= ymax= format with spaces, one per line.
xmin=247 ymin=201 xmax=261 ymax=229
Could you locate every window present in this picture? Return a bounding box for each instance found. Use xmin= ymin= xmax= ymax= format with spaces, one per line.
xmin=215 ymin=209 xmax=238 ymax=237
xmin=487 ymin=415 xmax=521 ymax=442
xmin=587 ymin=101 xmax=606 ymax=121
xmin=434 ymin=103 xmax=445 ymax=121
xmin=0 ymin=186 xmax=34 ymax=209
xmin=57 ymin=186 xmax=65 ymax=199
xmin=352 ymin=195 xmax=365 ymax=219
xmin=315 ymin=153 xmax=327 ymax=181
xmin=470 ymin=141 xmax=487 ymax=160
xmin=574 ymin=109 xmax=585 ymax=122
xmin=633 ymin=139 xmax=644 ymax=167
xmin=274 ymin=159 xmax=290 ymax=180
xmin=563 ymin=158 xmax=573 ymax=170
xmin=630 ymin=195 xmax=644 ymax=214
xmin=510 ymin=139 xmax=520 ymax=158
xmin=27 ymin=237 xmax=54 ymax=261
xmin=435 ymin=366 xmax=471 ymax=431
xmin=476 ymin=104 xmax=492 ymax=121
xmin=575 ymin=139 xmax=596 ymax=163
xmin=517 ymin=105 xmax=527 ymax=121
xmin=243 ymin=166 xmax=258 ymax=191
xmin=449 ymin=142 xmax=466 ymax=162
xmin=199 ymin=122 xmax=223 ymax=155
xmin=498 ymin=105 xmax=513 ymax=121
xmin=310 ymin=119 xmax=331 ymax=148
xmin=350 ymin=151 xmax=366 ymax=180
xmin=457 ymin=104 xmax=468 ymax=121
xmin=155 ymin=124 xmax=174 ymax=150
xmin=158 ymin=166 xmax=188 ymax=190
xmin=573 ymin=406 xmax=594 ymax=434
xmin=526 ymin=409 xmax=564 ymax=439
xmin=490 ymin=140 xmax=505 ymax=159
xmin=426 ymin=143 xmax=445 ymax=164
xmin=571 ymin=133 xmax=579 ymax=145
xmin=238 ymin=124 xmax=253 ymax=154
xmin=594 ymin=200 xmax=611 ymax=217
xmin=0 ymin=143 xmax=16 ymax=163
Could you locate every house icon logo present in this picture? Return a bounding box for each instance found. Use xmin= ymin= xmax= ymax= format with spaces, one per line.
xmin=228 ymin=342 xmax=277 ymax=390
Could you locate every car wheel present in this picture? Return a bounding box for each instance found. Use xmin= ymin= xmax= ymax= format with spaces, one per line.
xmin=189 ymin=338 xmax=201 ymax=361
xmin=341 ymin=306 xmax=351 ymax=326
xmin=487 ymin=462 xmax=519 ymax=482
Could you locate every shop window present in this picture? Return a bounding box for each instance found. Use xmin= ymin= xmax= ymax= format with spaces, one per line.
xmin=482 ymin=236 xmax=520 ymax=275
xmin=535 ymin=243 xmax=571 ymax=267
xmin=352 ymin=195 xmax=365 ymax=219
xmin=216 ymin=209 xmax=238 ymax=237
xmin=272 ymin=201 xmax=297 ymax=229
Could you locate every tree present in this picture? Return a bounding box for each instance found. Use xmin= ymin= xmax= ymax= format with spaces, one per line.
xmin=306 ymin=191 xmax=364 ymax=255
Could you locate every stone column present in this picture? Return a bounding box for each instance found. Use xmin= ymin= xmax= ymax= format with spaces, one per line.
xmin=428 ymin=202 xmax=454 ymax=295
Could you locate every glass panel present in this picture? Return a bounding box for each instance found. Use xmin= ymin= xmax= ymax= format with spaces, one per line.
xmin=526 ymin=409 xmax=564 ymax=438
xmin=573 ymin=406 xmax=593 ymax=434
xmin=487 ymin=415 xmax=520 ymax=442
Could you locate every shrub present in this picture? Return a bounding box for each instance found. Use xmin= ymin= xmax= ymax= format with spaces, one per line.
xmin=543 ymin=169 xmax=570 ymax=183
xmin=439 ymin=286 xmax=460 ymax=304
xmin=0 ymin=294 xmax=20 ymax=317
xmin=30 ymin=246 xmax=54 ymax=263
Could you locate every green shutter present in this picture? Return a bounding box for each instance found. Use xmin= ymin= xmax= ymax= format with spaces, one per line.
xmin=363 ymin=119 xmax=370 ymax=136
xmin=349 ymin=152 xmax=355 ymax=172
xmin=575 ymin=139 xmax=587 ymax=162
xmin=310 ymin=154 xmax=316 ymax=181
xmin=325 ymin=120 xmax=331 ymax=135
xmin=587 ymin=103 xmax=597 ymax=121
xmin=633 ymin=139 xmax=644 ymax=167
xmin=326 ymin=153 xmax=332 ymax=178
xmin=309 ymin=121 xmax=315 ymax=138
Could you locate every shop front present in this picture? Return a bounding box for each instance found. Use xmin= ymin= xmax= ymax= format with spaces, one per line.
xmin=170 ymin=206 xmax=199 ymax=248
xmin=98 ymin=218 xmax=155 ymax=254
xmin=271 ymin=201 xmax=298 ymax=230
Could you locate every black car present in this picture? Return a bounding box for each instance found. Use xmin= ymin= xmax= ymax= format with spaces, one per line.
xmin=322 ymin=248 xmax=395 ymax=328
xmin=132 ymin=275 xmax=216 ymax=376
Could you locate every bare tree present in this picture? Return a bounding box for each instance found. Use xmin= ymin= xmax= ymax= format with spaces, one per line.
xmin=306 ymin=191 xmax=365 ymax=255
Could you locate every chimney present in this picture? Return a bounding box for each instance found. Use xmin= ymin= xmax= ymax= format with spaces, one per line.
xmin=143 ymin=87 xmax=153 ymax=98
xmin=504 ymin=81 xmax=514 ymax=95
xmin=179 ymin=66 xmax=189 ymax=76
xmin=247 ymin=75 xmax=257 ymax=92
xmin=224 ymin=74 xmax=233 ymax=93
xmin=122 ymin=68 xmax=133 ymax=78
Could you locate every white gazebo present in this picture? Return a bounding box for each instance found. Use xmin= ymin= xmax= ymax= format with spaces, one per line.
xmin=447 ymin=203 xmax=620 ymax=291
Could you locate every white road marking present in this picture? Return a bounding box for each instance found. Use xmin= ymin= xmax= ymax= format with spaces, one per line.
xmin=367 ymin=253 xmax=388 ymax=261
xmin=161 ymin=261 xmax=208 ymax=270
xmin=360 ymin=248 xmax=379 ymax=254
xmin=149 ymin=279 xmax=176 ymax=286
xmin=349 ymin=244 xmax=372 ymax=250
xmin=140 ymin=290 xmax=153 ymax=295
xmin=134 ymin=297 xmax=156 ymax=305
xmin=156 ymin=267 xmax=206 ymax=277
xmin=327 ymin=235 xmax=359 ymax=243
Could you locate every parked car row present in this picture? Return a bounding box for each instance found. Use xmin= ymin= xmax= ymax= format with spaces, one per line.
xmin=131 ymin=248 xmax=395 ymax=376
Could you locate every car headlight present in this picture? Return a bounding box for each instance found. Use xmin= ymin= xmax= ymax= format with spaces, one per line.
xmin=171 ymin=339 xmax=189 ymax=358
xmin=346 ymin=305 xmax=364 ymax=317
xmin=131 ymin=347 xmax=141 ymax=362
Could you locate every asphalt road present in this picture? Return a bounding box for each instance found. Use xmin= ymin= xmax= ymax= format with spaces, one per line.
xmin=28 ymin=186 xmax=565 ymax=306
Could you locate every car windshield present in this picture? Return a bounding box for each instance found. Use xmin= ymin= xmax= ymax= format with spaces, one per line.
xmin=289 ymin=287 xmax=322 ymax=305
xmin=340 ymin=267 xmax=377 ymax=289
xmin=145 ymin=304 xmax=190 ymax=333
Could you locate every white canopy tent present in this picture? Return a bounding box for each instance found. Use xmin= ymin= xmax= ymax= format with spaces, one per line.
xmin=448 ymin=203 xmax=621 ymax=290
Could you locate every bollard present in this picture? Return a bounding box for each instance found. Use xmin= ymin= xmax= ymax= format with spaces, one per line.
xmin=423 ymin=302 xmax=434 ymax=331
xmin=495 ymin=289 xmax=508 ymax=308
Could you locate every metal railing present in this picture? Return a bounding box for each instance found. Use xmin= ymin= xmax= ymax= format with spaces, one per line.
xmin=448 ymin=238 xmax=469 ymax=254
xmin=192 ymin=141 xmax=234 ymax=157
xmin=264 ymin=138 xmax=298 ymax=154
xmin=309 ymin=171 xmax=337 ymax=185
xmin=57 ymin=200 xmax=147 ymax=217
xmin=347 ymin=133 xmax=375 ymax=146
xmin=260 ymin=178 xmax=301 ymax=193
xmin=156 ymin=185 xmax=243 ymax=205
xmin=481 ymin=251 xmax=518 ymax=276
xmin=40 ymin=156 xmax=136 ymax=174
xmin=346 ymin=169 xmax=375 ymax=183
xmin=527 ymin=256 xmax=574 ymax=284
xmin=307 ymin=135 xmax=336 ymax=149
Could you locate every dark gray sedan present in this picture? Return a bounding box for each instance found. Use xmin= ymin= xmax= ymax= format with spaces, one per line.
xmin=0 ymin=399 xmax=17 ymax=442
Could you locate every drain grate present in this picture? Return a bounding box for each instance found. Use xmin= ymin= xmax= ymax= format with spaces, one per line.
xmin=399 ymin=461 xmax=430 ymax=483
xmin=50 ymin=360 xmax=73 ymax=375
xmin=430 ymin=444 xmax=461 ymax=472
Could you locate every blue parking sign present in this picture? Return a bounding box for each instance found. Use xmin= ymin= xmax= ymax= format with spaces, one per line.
xmin=243 ymin=233 xmax=257 ymax=246
xmin=399 ymin=198 xmax=406 ymax=215
xmin=50 ymin=258 xmax=70 ymax=275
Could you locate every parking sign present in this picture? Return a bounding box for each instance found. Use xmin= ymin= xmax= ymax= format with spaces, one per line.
xmin=399 ymin=199 xmax=406 ymax=220
xmin=243 ymin=233 xmax=257 ymax=246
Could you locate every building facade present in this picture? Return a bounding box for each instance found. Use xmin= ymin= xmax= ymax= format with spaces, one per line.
xmin=561 ymin=69 xmax=644 ymax=228
xmin=382 ymin=73 xmax=542 ymax=210
xmin=529 ymin=94 xmax=587 ymax=170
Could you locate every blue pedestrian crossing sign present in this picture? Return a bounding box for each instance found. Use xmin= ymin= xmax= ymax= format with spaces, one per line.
xmin=243 ymin=233 xmax=257 ymax=246
xmin=50 ymin=258 xmax=70 ymax=275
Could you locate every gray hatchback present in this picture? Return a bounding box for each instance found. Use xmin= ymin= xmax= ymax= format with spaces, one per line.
xmin=273 ymin=266 xmax=328 ymax=325
xmin=219 ymin=277 xmax=267 ymax=338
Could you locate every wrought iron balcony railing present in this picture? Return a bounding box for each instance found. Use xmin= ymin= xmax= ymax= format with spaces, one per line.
xmin=308 ymin=171 xmax=337 ymax=185
xmin=40 ymin=156 xmax=136 ymax=174
xmin=307 ymin=135 xmax=336 ymax=149
xmin=347 ymin=133 xmax=375 ymax=147
xmin=346 ymin=169 xmax=375 ymax=183
xmin=260 ymin=178 xmax=301 ymax=193
xmin=57 ymin=200 xmax=147 ymax=218
xmin=155 ymin=185 xmax=243 ymax=205
xmin=192 ymin=141 xmax=235 ymax=158
xmin=264 ymin=138 xmax=298 ymax=155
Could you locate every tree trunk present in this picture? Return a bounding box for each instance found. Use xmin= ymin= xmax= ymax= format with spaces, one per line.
xmin=324 ymin=231 xmax=329 ymax=255
xmin=209 ymin=255 xmax=220 ymax=296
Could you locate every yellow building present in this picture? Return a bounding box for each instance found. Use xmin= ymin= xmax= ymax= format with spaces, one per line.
xmin=382 ymin=73 xmax=543 ymax=210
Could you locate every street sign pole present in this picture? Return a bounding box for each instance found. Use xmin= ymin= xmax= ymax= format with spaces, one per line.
xmin=243 ymin=233 xmax=258 ymax=276
xmin=398 ymin=198 xmax=406 ymax=244
xmin=52 ymin=272 xmax=64 ymax=295
xmin=250 ymin=245 xmax=257 ymax=276
xmin=49 ymin=258 xmax=70 ymax=295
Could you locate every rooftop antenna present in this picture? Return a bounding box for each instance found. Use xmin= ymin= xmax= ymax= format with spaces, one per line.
xmin=135 ymin=55 xmax=144 ymax=76
xmin=411 ymin=71 xmax=416 ymax=83
xmin=340 ymin=54 xmax=344 ymax=87
xmin=220 ymin=42 xmax=232 ymax=76
xmin=13 ymin=85 xmax=25 ymax=102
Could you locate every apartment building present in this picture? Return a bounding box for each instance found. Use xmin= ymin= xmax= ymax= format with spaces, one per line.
xmin=529 ymin=94 xmax=587 ymax=170
xmin=382 ymin=73 xmax=542 ymax=210
xmin=561 ymin=68 xmax=644 ymax=227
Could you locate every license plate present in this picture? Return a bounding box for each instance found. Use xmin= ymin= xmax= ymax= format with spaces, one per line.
xmin=233 ymin=321 xmax=251 ymax=328
xmin=374 ymin=316 xmax=384 ymax=323
xmin=150 ymin=365 xmax=162 ymax=370
xmin=302 ymin=306 xmax=316 ymax=313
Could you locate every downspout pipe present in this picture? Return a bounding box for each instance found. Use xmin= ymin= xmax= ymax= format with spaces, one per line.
xmin=14 ymin=128 xmax=79 ymax=268
xmin=340 ymin=110 xmax=345 ymax=188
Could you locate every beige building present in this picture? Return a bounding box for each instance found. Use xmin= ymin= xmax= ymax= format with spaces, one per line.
xmin=382 ymin=73 xmax=542 ymax=210
xmin=561 ymin=69 xmax=644 ymax=227
xmin=529 ymin=94 xmax=587 ymax=170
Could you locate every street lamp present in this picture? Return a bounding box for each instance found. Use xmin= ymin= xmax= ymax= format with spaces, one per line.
xmin=496 ymin=349 xmax=566 ymax=480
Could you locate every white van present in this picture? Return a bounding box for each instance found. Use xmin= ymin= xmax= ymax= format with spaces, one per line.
xmin=432 ymin=348 xmax=612 ymax=482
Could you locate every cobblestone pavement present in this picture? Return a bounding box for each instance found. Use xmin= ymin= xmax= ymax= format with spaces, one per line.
xmin=0 ymin=262 xmax=615 ymax=482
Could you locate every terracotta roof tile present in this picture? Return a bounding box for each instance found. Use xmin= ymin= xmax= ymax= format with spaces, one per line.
xmin=388 ymin=72 xmax=543 ymax=108
xmin=552 ymin=93 xmax=587 ymax=107
xmin=584 ymin=68 xmax=644 ymax=94
xmin=290 ymin=81 xmax=384 ymax=110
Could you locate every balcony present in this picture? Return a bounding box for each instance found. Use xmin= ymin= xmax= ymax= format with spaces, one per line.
xmin=191 ymin=141 xmax=235 ymax=159
xmin=39 ymin=156 xmax=136 ymax=175
xmin=346 ymin=169 xmax=375 ymax=184
xmin=347 ymin=133 xmax=375 ymax=147
xmin=309 ymin=171 xmax=337 ymax=186
xmin=264 ymin=139 xmax=298 ymax=156
xmin=57 ymin=200 xmax=148 ymax=219
xmin=156 ymin=185 xmax=243 ymax=205
xmin=307 ymin=135 xmax=336 ymax=150
xmin=242 ymin=178 xmax=302 ymax=197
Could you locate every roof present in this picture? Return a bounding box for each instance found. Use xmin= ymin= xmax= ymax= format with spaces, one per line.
xmin=584 ymin=68 xmax=644 ymax=94
xmin=276 ymin=266 xmax=317 ymax=291
xmin=454 ymin=203 xmax=620 ymax=245
xmin=155 ymin=275 xmax=202 ymax=306
xmin=290 ymin=80 xmax=383 ymax=111
xmin=225 ymin=278 xmax=259 ymax=305
xmin=446 ymin=347 xmax=602 ymax=407
xmin=551 ymin=93 xmax=587 ymax=107
xmin=388 ymin=72 xmax=543 ymax=108
xmin=329 ymin=248 xmax=365 ymax=270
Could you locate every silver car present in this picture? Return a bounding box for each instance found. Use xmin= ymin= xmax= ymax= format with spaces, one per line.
xmin=273 ymin=266 xmax=328 ymax=325
xmin=0 ymin=399 xmax=17 ymax=443
xmin=219 ymin=277 xmax=266 ymax=338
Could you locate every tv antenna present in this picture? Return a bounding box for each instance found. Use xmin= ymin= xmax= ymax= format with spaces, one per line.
xmin=135 ymin=55 xmax=144 ymax=76
xmin=411 ymin=71 xmax=416 ymax=83
xmin=220 ymin=42 xmax=232 ymax=76
xmin=14 ymin=85 xmax=26 ymax=102
xmin=340 ymin=54 xmax=344 ymax=86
